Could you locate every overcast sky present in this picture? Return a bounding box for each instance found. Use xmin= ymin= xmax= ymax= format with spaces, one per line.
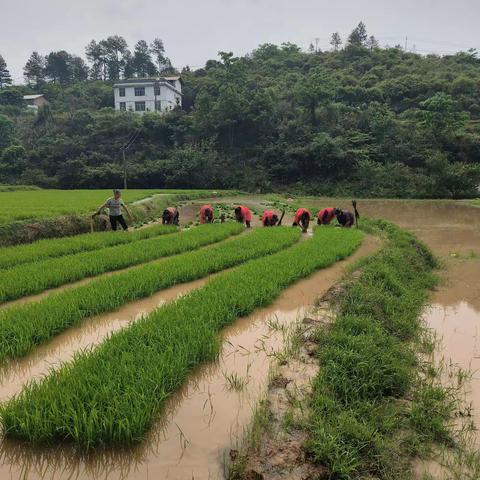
xmin=1 ymin=0 xmax=479 ymax=83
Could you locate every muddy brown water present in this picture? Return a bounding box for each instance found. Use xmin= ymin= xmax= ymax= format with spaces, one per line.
xmin=0 ymin=231 xmax=378 ymax=479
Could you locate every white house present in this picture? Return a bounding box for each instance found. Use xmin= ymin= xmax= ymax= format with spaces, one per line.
xmin=113 ymin=76 xmax=182 ymax=114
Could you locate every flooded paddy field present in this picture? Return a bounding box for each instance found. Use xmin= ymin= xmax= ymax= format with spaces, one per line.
xmin=0 ymin=195 xmax=478 ymax=479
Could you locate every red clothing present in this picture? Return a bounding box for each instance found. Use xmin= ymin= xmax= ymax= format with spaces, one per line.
xmin=318 ymin=207 xmax=336 ymax=225
xmin=237 ymin=205 xmax=252 ymax=223
xmin=293 ymin=208 xmax=311 ymax=225
xmin=262 ymin=210 xmax=276 ymax=226
xmin=199 ymin=205 xmax=214 ymax=224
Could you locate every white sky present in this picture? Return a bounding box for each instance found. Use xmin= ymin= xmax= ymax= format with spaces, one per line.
xmin=1 ymin=0 xmax=479 ymax=83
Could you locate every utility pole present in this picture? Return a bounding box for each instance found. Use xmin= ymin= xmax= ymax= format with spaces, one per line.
xmin=314 ymin=37 xmax=320 ymax=53
xmin=405 ymin=36 xmax=408 ymax=52
xmin=120 ymin=129 xmax=140 ymax=190
xmin=122 ymin=149 xmax=127 ymax=189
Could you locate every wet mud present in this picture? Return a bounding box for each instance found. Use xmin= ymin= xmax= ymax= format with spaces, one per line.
xmin=0 ymin=234 xmax=378 ymax=480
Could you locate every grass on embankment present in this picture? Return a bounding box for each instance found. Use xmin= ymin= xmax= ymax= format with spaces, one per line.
xmin=305 ymin=219 xmax=458 ymax=479
xmin=0 ymin=223 xmax=242 ymax=303
xmin=0 ymin=224 xmax=177 ymax=270
xmin=0 ymin=189 xmax=232 ymax=247
xmin=0 ymin=226 xmax=299 ymax=363
xmin=1 ymin=227 xmax=363 ymax=448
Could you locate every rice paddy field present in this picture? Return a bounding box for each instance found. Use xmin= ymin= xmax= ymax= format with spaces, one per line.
xmin=0 ymin=190 xmax=478 ymax=479
xmin=0 ymin=188 xmax=210 ymax=224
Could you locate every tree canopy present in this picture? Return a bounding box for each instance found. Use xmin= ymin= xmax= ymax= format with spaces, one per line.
xmin=0 ymin=24 xmax=479 ymax=198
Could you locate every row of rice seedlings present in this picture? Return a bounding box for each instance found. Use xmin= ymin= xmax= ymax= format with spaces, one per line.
xmin=0 ymin=227 xmax=300 ymax=362
xmin=0 ymin=224 xmax=178 ymax=270
xmin=0 ymin=227 xmax=363 ymax=448
xmin=0 ymin=223 xmax=243 ymax=303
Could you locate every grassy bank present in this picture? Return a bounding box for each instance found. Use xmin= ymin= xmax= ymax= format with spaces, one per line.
xmin=306 ymin=219 xmax=455 ymax=479
xmin=0 ymin=223 xmax=241 ymax=302
xmin=0 ymin=226 xmax=298 ymax=362
xmin=1 ymin=227 xmax=362 ymax=448
xmin=0 ymin=223 xmax=177 ymax=270
xmin=0 ymin=189 xmax=230 ymax=246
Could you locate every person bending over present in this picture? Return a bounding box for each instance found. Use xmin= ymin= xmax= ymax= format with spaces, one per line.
xmin=199 ymin=204 xmax=214 ymax=224
xmin=262 ymin=210 xmax=279 ymax=227
xmin=292 ymin=208 xmax=311 ymax=232
xmin=162 ymin=207 xmax=180 ymax=225
xmin=94 ymin=189 xmax=132 ymax=231
xmin=234 ymin=205 xmax=252 ymax=228
xmin=335 ymin=201 xmax=359 ymax=228
xmin=317 ymin=207 xmax=336 ymax=225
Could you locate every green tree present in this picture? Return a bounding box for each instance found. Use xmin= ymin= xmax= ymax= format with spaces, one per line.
xmin=85 ymin=40 xmax=107 ymax=80
xmin=24 ymin=52 xmax=46 ymax=89
xmin=45 ymin=51 xmax=74 ymax=84
xmin=330 ymin=32 xmax=342 ymax=51
xmin=150 ymin=38 xmax=172 ymax=73
xmin=0 ymin=114 xmax=15 ymax=149
xmin=0 ymin=88 xmax=24 ymax=107
xmin=0 ymin=55 xmax=12 ymax=88
xmin=348 ymin=22 xmax=368 ymax=47
xmin=101 ymin=36 xmax=129 ymax=80
xmin=132 ymin=40 xmax=157 ymax=77
xmin=418 ymin=92 xmax=469 ymax=141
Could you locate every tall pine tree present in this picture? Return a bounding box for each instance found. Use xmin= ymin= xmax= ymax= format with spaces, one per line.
xmin=0 ymin=55 xmax=12 ymax=88
xmin=24 ymin=52 xmax=46 ymax=89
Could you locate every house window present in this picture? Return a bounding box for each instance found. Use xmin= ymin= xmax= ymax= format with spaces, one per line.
xmin=119 ymin=87 xmax=125 ymax=97
xmin=119 ymin=102 xmax=126 ymax=111
xmin=135 ymin=101 xmax=146 ymax=112
xmin=155 ymin=100 xmax=162 ymax=111
xmin=134 ymin=87 xmax=145 ymax=96
xmin=154 ymin=85 xmax=161 ymax=96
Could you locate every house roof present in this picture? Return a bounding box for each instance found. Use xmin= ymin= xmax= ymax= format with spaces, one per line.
xmin=23 ymin=94 xmax=45 ymax=100
xmin=113 ymin=77 xmax=182 ymax=94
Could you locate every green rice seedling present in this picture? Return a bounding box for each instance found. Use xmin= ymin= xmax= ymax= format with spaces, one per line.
xmin=0 ymin=227 xmax=300 ymax=362
xmin=1 ymin=227 xmax=362 ymax=447
xmin=0 ymin=223 xmax=243 ymax=302
xmin=0 ymin=224 xmax=177 ymax=270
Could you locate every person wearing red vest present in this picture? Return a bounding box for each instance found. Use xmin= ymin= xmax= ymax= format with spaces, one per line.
xmin=262 ymin=210 xmax=279 ymax=227
xmin=199 ymin=204 xmax=214 ymax=224
xmin=317 ymin=207 xmax=336 ymax=225
xmin=162 ymin=207 xmax=179 ymax=225
xmin=292 ymin=208 xmax=311 ymax=232
xmin=234 ymin=205 xmax=252 ymax=228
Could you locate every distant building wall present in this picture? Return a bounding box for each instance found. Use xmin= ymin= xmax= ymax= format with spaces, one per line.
xmin=113 ymin=78 xmax=182 ymax=114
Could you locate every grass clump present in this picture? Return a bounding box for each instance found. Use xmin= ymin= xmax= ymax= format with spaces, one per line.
xmin=0 ymin=226 xmax=299 ymax=362
xmin=1 ymin=227 xmax=362 ymax=448
xmin=0 ymin=223 xmax=242 ymax=302
xmin=0 ymin=224 xmax=177 ymax=270
xmin=306 ymin=219 xmax=448 ymax=479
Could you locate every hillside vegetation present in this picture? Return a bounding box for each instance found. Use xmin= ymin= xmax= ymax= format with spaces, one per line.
xmin=1 ymin=25 xmax=480 ymax=197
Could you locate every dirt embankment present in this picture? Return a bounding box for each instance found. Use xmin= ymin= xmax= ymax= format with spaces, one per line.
xmin=0 ymin=191 xmax=224 ymax=247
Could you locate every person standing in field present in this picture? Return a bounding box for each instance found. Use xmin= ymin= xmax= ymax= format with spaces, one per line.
xmin=199 ymin=204 xmax=214 ymax=224
xmin=261 ymin=210 xmax=279 ymax=227
xmin=292 ymin=208 xmax=311 ymax=232
xmin=317 ymin=207 xmax=336 ymax=225
xmin=162 ymin=207 xmax=180 ymax=225
xmin=234 ymin=205 xmax=252 ymax=228
xmin=94 ymin=189 xmax=133 ymax=231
